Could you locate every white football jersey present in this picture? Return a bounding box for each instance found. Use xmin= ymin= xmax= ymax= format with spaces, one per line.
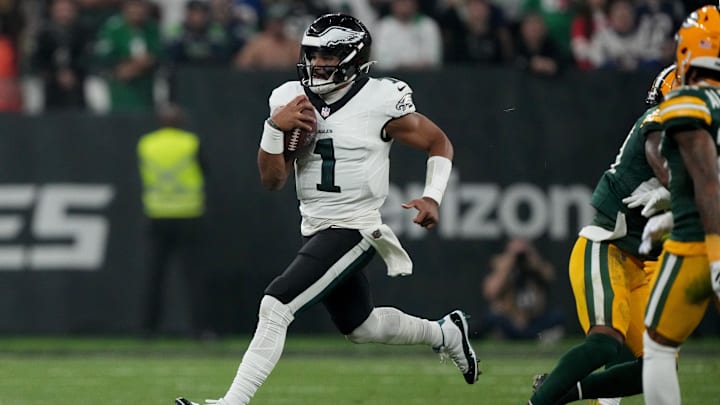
xmin=267 ymin=77 xmax=416 ymax=236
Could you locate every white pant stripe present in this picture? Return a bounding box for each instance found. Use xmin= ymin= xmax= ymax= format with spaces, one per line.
xmin=590 ymin=241 xmax=606 ymax=325
xmin=287 ymin=238 xmax=372 ymax=314
xmin=645 ymin=253 xmax=677 ymax=327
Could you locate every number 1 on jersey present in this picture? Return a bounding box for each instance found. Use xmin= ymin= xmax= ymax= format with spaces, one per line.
xmin=314 ymin=138 xmax=341 ymax=193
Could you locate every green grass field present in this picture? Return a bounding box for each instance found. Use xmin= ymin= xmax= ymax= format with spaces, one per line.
xmin=0 ymin=337 xmax=718 ymax=404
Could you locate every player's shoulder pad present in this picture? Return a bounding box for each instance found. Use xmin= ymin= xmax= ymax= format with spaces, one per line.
xmin=373 ymin=76 xmax=413 ymax=93
xmin=640 ymin=106 xmax=661 ymax=126
xmin=370 ymin=77 xmax=416 ymax=117
xmin=269 ymin=81 xmax=304 ymax=111
xmin=659 ymin=85 xmax=712 ymax=126
xmin=639 ymin=106 xmax=662 ymax=134
xmin=663 ymin=85 xmax=710 ymax=104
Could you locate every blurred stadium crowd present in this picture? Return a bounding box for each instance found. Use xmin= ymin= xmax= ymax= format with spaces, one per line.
xmin=0 ymin=0 xmax=703 ymax=113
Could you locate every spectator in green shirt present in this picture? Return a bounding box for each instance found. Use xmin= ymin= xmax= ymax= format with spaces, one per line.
xmin=95 ymin=0 xmax=161 ymax=112
xmin=522 ymin=0 xmax=574 ymax=58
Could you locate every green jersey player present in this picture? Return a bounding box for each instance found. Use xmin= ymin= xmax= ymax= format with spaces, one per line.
xmin=528 ymin=64 xmax=676 ymax=405
xmin=643 ymin=6 xmax=720 ymax=403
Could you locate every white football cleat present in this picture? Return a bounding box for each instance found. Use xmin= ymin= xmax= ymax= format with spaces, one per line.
xmin=433 ymin=310 xmax=480 ymax=384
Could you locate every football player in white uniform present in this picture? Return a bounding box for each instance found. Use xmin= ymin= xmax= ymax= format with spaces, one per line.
xmin=176 ymin=13 xmax=478 ymax=405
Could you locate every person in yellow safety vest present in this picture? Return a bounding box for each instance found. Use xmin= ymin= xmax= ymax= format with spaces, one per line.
xmin=137 ymin=102 xmax=212 ymax=339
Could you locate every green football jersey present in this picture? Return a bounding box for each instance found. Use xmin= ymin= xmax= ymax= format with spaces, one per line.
xmin=659 ymin=86 xmax=720 ymax=242
xmin=590 ymin=107 xmax=663 ymax=257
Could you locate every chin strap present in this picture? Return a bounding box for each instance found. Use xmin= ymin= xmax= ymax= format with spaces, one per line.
xmin=359 ymin=60 xmax=376 ymax=73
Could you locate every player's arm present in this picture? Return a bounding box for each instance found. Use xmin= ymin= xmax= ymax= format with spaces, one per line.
xmin=675 ymin=128 xmax=720 ymax=299
xmin=645 ymin=130 xmax=669 ymax=187
xmin=386 ymin=112 xmax=454 ymax=158
xmin=257 ymin=95 xmax=316 ymax=191
xmin=661 ymin=91 xmax=720 ymax=300
xmin=385 ymin=112 xmax=454 ymax=228
xmin=257 ymin=150 xmax=292 ymax=191
xmin=675 ymin=129 xmax=720 ymax=235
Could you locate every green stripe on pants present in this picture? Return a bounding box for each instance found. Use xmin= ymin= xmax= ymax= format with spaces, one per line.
xmin=599 ymin=242 xmax=614 ymax=326
xmin=584 ymin=240 xmax=596 ymax=323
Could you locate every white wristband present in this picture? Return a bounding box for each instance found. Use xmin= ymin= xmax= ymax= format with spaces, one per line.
xmin=260 ymin=120 xmax=284 ymax=154
xmin=422 ymin=155 xmax=452 ymax=205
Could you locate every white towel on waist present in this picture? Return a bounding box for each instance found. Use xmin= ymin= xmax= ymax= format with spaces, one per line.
xmin=359 ymin=224 xmax=413 ymax=277
xmin=578 ymin=212 xmax=627 ymax=242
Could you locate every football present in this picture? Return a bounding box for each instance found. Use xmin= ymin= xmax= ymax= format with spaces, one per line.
xmin=284 ymin=109 xmax=317 ymax=160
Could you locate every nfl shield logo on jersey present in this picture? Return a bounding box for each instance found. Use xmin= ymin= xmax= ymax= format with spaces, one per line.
xmin=321 ymin=106 xmax=331 ymax=117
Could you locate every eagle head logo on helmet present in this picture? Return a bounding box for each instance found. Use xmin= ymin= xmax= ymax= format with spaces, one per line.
xmin=674 ymin=6 xmax=720 ymax=86
xmin=296 ymin=13 xmax=373 ymax=95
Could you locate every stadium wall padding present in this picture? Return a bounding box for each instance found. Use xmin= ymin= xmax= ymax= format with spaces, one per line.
xmin=0 ymin=67 xmax=716 ymax=336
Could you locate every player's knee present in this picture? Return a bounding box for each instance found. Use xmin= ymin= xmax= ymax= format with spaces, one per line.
xmin=643 ymin=330 xmax=678 ymax=360
xmin=258 ymin=295 xmax=295 ymax=327
xmin=347 ymin=310 xmax=381 ymax=344
xmin=588 ymin=325 xmax=624 ymax=344
xmin=645 ymin=328 xmax=679 ymax=347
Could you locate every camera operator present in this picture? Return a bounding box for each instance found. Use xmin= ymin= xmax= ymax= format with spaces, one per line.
xmin=480 ymin=238 xmax=566 ymax=341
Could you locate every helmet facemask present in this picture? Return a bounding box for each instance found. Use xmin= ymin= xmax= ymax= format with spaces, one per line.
xmin=646 ymin=64 xmax=677 ymax=106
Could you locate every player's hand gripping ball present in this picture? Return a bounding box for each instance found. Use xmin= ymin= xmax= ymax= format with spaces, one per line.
xmin=284 ymin=109 xmax=317 ymax=160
